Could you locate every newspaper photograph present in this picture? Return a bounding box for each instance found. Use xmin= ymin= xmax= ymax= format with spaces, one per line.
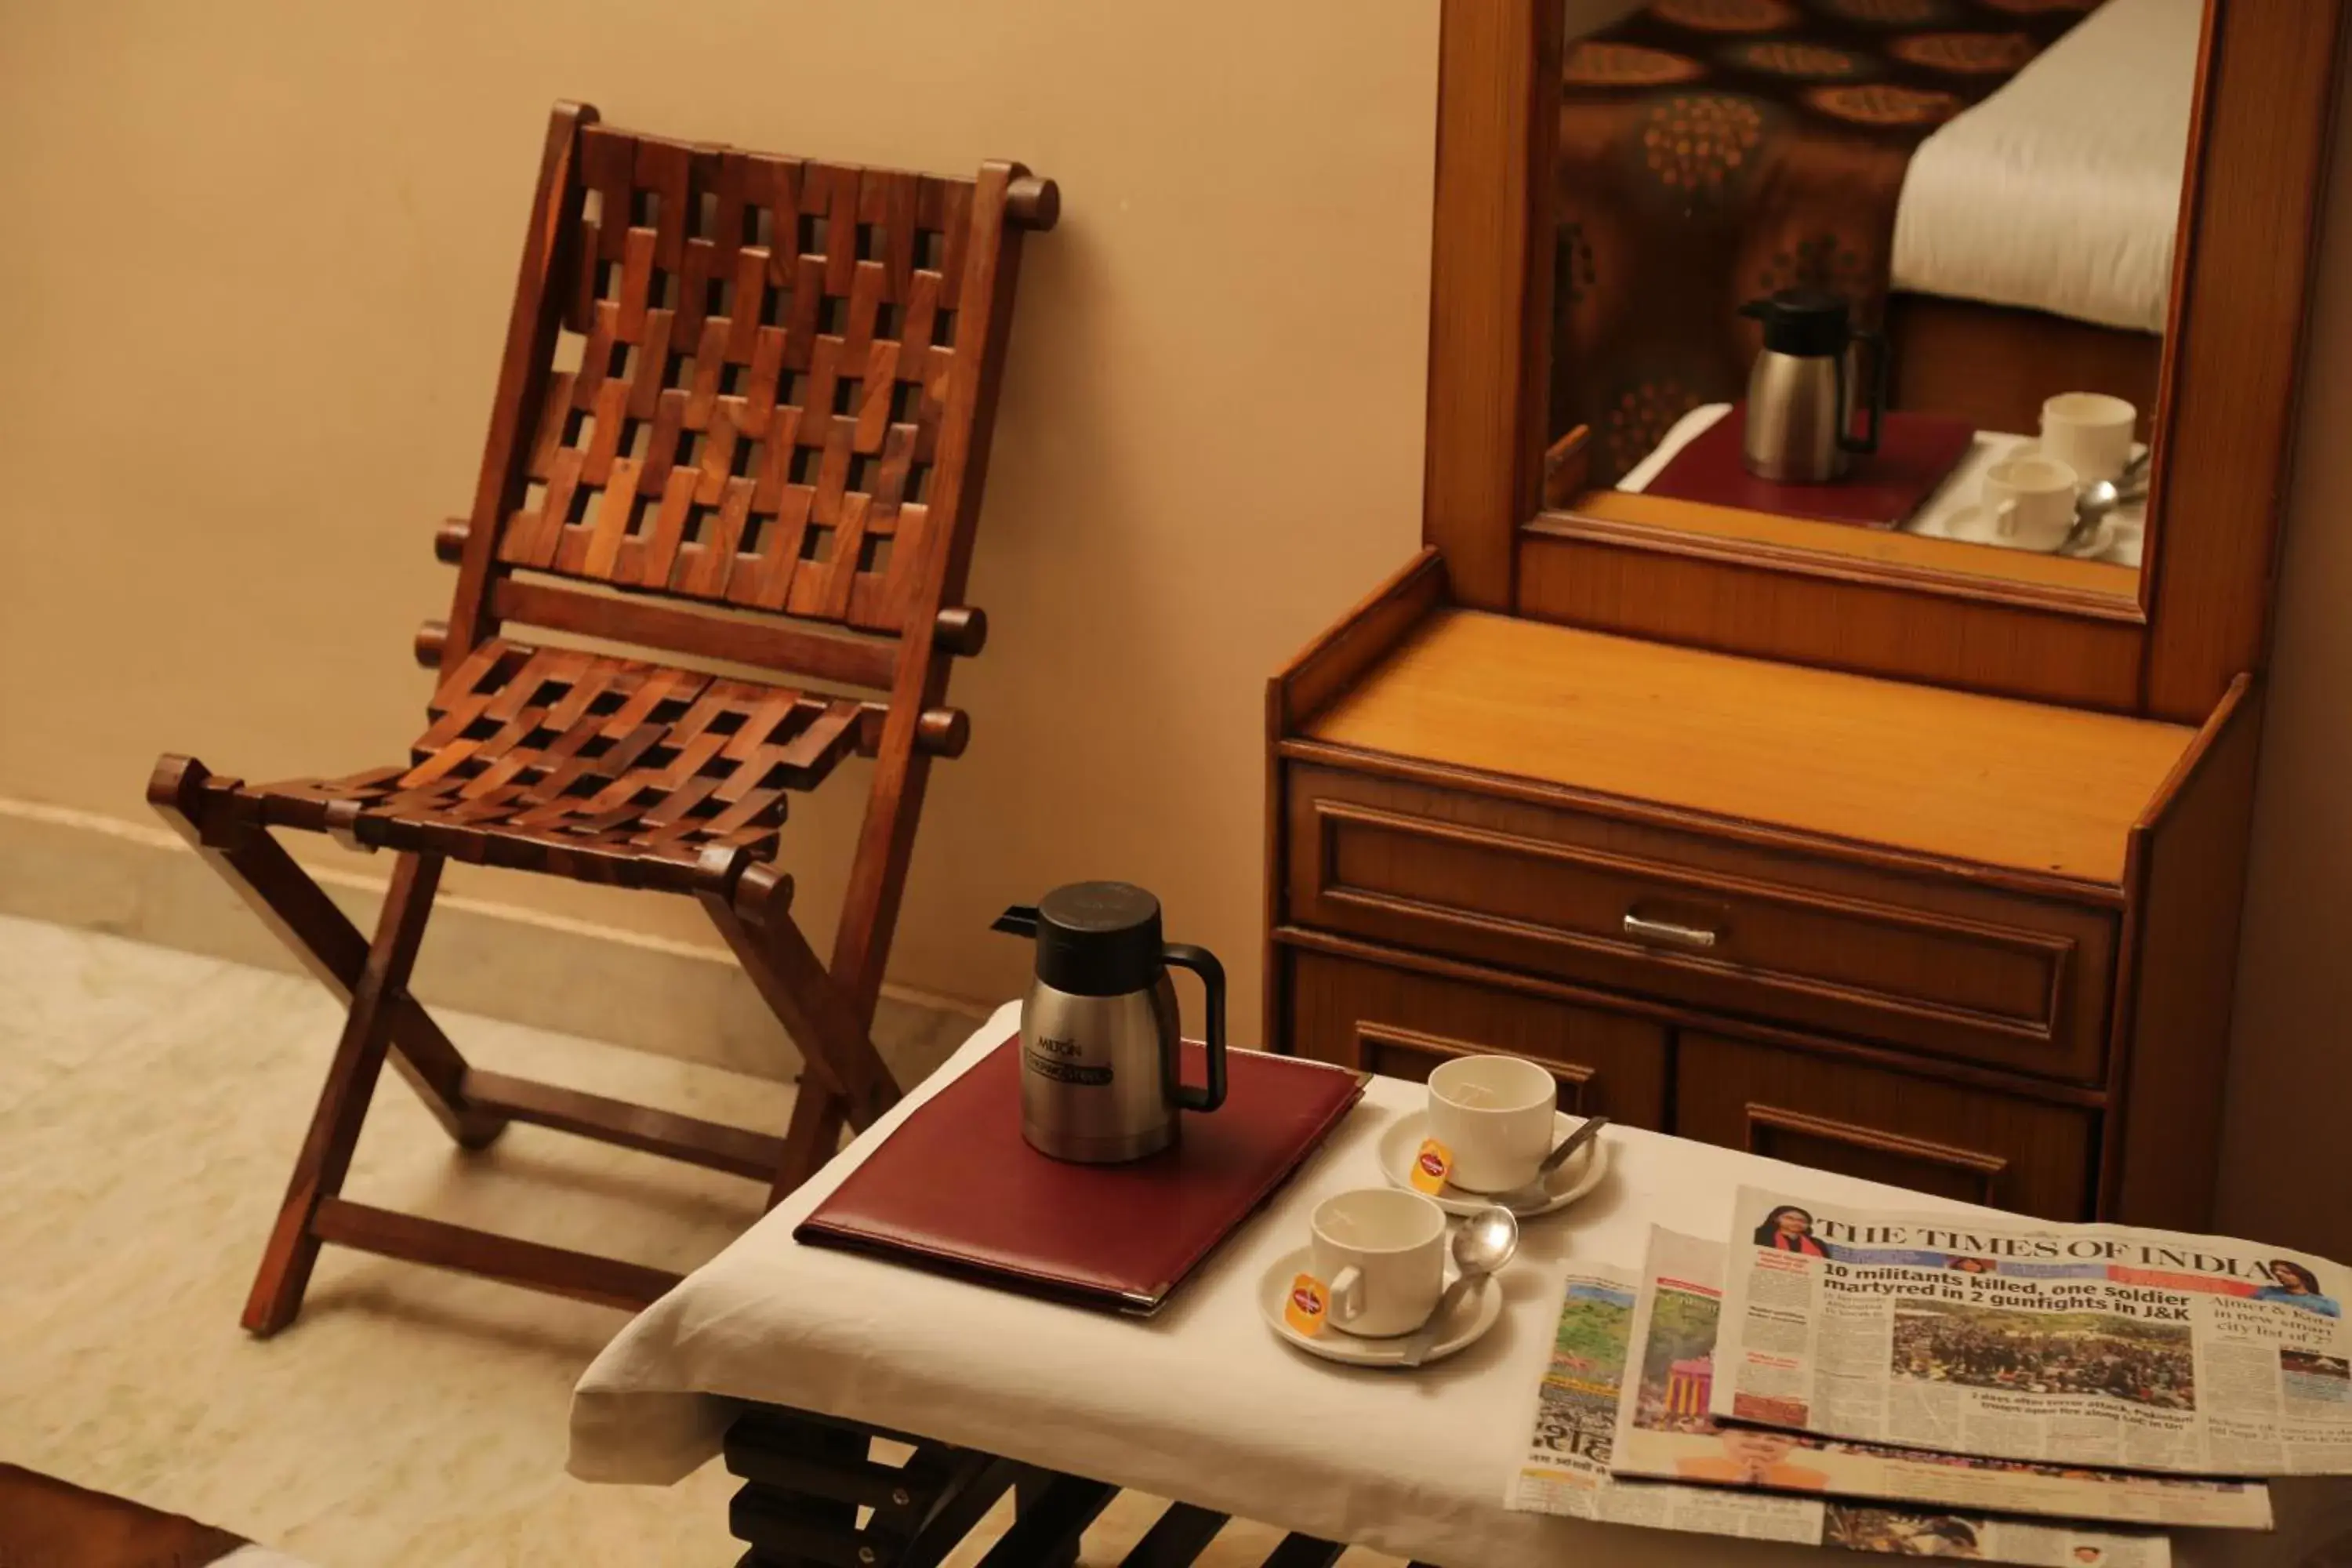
xmin=1512 ymin=1263 xmax=2170 ymax=1564
xmin=1711 ymin=1185 xmax=2352 ymax=1478
xmin=1615 ymin=1228 xmax=2272 ymax=1530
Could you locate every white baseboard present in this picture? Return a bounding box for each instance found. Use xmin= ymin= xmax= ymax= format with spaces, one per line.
xmin=0 ymin=797 xmax=988 ymax=1086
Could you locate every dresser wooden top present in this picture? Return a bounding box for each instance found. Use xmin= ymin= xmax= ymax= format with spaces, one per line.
xmin=1300 ymin=610 xmax=2200 ymax=885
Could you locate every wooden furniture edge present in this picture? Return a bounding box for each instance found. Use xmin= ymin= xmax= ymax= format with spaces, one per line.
xmin=2099 ymin=674 xmax=2263 ymax=1225
xmin=1269 ymin=549 xmax=1450 ymax=731
xmin=1276 ymin=738 xmax=2131 ymax=909
xmin=489 ymin=575 xmax=902 ymax=690
xmin=1423 ymin=0 xmax=1555 ymax=610
xmin=829 ymin=157 xmax=1041 ymax=1022
xmin=1273 ymin=924 xmax=2110 ymax=1112
xmin=448 ymin=102 xmax=591 ymax=666
xmin=1741 ymin=1103 xmax=2010 ymax=1207
xmin=1265 ymin=549 xmax=1450 ymax=1051
xmin=2131 ymin=673 xmax=2256 ymax=836
xmin=1541 ymin=426 xmax=1591 ymax=510
xmin=1531 ymin=495 xmax=2147 ymax=618
xmin=1515 ymin=526 xmax=2147 ymax=713
xmin=2144 ymin=1 xmax=2350 ymax=717
xmin=2135 ymin=0 xmax=2220 ymax=630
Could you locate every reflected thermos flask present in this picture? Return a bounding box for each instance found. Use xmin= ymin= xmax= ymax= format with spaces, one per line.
xmin=1738 ymin=286 xmax=1888 ymax=484
xmin=992 ymin=882 xmax=1229 ymax=1163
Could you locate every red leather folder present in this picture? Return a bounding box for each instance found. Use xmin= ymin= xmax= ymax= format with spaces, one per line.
xmin=1643 ymin=405 xmax=1977 ymax=528
xmin=795 ymin=1036 xmax=1365 ymax=1315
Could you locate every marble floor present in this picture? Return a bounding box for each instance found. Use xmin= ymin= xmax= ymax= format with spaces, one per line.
xmin=0 ymin=916 xmax=1395 ymax=1566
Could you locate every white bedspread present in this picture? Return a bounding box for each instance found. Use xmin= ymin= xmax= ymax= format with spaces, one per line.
xmin=568 ymin=1004 xmax=2347 ymax=1566
xmin=1891 ymin=0 xmax=2201 ymax=332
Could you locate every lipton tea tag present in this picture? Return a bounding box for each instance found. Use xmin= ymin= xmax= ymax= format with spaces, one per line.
xmin=1410 ymin=1137 xmax=1454 ymax=1194
xmin=1284 ymin=1273 xmax=1330 ymax=1337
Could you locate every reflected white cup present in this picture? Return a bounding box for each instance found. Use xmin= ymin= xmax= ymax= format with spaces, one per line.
xmin=2040 ymin=392 xmax=2136 ymax=485
xmin=1309 ymin=1187 xmax=1447 ymax=1338
xmin=1984 ymin=455 xmax=2079 ymax=552
xmin=1428 ymin=1054 xmax=1556 ymax=1193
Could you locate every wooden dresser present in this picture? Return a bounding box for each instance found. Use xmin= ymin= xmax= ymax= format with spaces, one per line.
xmin=1263 ymin=2 xmax=2343 ymax=1232
xmin=1268 ymin=557 xmax=2258 ymax=1227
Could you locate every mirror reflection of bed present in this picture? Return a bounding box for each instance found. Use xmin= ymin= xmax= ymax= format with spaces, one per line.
xmin=1547 ymin=0 xmax=2198 ymax=575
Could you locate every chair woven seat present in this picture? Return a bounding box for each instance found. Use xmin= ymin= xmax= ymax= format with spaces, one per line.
xmin=252 ymin=639 xmax=865 ymax=887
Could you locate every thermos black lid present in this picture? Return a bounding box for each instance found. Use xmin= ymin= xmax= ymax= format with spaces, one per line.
xmin=1740 ymin=287 xmax=1853 ymax=358
xmin=1007 ymin=881 xmax=1164 ymax=998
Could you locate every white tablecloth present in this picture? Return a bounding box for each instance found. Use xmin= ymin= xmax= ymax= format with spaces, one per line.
xmin=570 ymin=1004 xmax=2350 ymax=1566
xmin=1621 ymin=404 xmax=2146 ymax=569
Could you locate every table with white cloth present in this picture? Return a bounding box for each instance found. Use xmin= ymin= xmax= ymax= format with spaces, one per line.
xmin=569 ymin=1003 xmax=2352 ymax=1567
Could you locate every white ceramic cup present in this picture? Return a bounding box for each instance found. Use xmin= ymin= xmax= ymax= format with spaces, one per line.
xmin=1983 ymin=455 xmax=2080 ymax=553
xmin=1426 ymin=1054 xmax=1557 ymax=1194
xmin=2039 ymin=392 xmax=2136 ymax=485
xmin=1308 ymin=1187 xmax=1448 ymax=1338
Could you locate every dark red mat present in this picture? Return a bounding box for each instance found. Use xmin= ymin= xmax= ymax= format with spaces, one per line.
xmin=0 ymin=1463 xmax=245 ymax=1568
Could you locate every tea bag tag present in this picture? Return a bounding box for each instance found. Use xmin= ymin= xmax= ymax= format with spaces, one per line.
xmin=1284 ymin=1273 xmax=1331 ymax=1337
xmin=1410 ymin=1137 xmax=1454 ymax=1194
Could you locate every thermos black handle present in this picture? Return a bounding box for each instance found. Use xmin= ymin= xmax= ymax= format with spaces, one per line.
xmin=1841 ymin=325 xmax=1887 ymax=456
xmin=1160 ymin=942 xmax=1227 ymax=1113
xmin=992 ymin=906 xmax=1040 ymax=938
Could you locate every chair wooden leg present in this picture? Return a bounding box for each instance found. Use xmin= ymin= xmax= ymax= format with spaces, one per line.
xmin=147 ymin=755 xmax=505 ymax=1149
xmin=768 ymin=1081 xmax=849 ymax=1210
xmin=699 ymin=863 xmax=901 ymax=1133
xmin=699 ymin=858 xmax=898 ymax=1209
xmin=243 ymin=852 xmax=445 ymax=1338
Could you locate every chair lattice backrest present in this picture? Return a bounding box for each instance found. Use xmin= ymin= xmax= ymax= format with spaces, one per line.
xmin=442 ymin=108 xmax=1049 ymax=694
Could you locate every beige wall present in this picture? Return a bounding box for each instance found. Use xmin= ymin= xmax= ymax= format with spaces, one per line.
xmin=2215 ymin=24 xmax=2352 ymax=1263
xmin=0 ymin=2 xmax=1437 ymax=1022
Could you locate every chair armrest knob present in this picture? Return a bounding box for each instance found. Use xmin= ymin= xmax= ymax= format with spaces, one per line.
xmin=435 ymin=517 xmax=470 ymax=564
xmin=1007 ymin=176 xmax=1059 ymax=232
xmin=932 ymin=605 xmax=988 ymax=657
xmin=916 ymin=708 xmax=970 ymax=758
xmin=415 ymin=619 xmax=448 ymax=669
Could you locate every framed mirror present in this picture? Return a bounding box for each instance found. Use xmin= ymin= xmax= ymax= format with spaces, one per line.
xmin=1423 ymin=0 xmax=2343 ymax=720
xmin=1549 ymin=0 xmax=2194 ymax=584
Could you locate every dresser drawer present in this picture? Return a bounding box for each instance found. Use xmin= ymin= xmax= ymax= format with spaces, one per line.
xmin=1283 ymin=765 xmax=2115 ymax=1083
xmin=1283 ymin=946 xmax=1668 ymax=1129
xmin=1675 ymin=1032 xmax=2096 ymax=1221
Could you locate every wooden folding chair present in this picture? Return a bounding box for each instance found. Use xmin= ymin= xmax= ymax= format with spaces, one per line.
xmin=146 ymin=102 xmax=1055 ymax=1336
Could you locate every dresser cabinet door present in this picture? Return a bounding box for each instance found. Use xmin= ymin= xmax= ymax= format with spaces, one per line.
xmin=1675 ymin=1032 xmax=2095 ymax=1221
xmin=1285 ymin=947 xmax=1668 ymax=1128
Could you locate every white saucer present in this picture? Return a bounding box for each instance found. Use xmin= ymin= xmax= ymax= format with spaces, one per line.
xmin=1375 ymin=1109 xmax=1610 ymax=1218
xmin=2004 ymin=437 xmax=2148 ymax=470
xmin=1938 ymin=502 xmax=2098 ymax=557
xmin=1258 ymin=1246 xmax=1502 ymax=1368
xmin=2056 ymin=517 xmax=2122 ymax=560
xmin=1955 ymin=437 xmax=2142 ymax=559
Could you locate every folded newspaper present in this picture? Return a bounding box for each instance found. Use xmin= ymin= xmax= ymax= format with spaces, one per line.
xmin=1712 ymin=1185 xmax=2352 ymax=1478
xmin=1510 ymin=1261 xmax=2170 ymax=1565
xmin=1617 ymin=1228 xmax=2270 ymax=1530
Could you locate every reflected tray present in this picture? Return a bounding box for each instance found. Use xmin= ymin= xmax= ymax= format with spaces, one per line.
xmin=1645 ymin=405 xmax=1976 ymax=529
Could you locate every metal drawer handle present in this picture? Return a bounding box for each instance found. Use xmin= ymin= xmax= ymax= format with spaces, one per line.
xmin=1623 ymin=912 xmax=1719 ymax=950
